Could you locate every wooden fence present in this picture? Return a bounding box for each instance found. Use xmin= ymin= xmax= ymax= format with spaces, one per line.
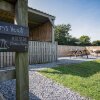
xmin=29 ymin=41 xmax=57 ymax=64
xmin=0 ymin=41 xmax=57 ymax=68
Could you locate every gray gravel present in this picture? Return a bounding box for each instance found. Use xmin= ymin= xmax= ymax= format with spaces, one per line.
xmin=0 ymin=57 xmax=96 ymax=100
xmin=29 ymin=71 xmax=89 ymax=100
xmin=29 ymin=56 xmax=98 ymax=71
xmin=0 ymin=71 xmax=90 ymax=100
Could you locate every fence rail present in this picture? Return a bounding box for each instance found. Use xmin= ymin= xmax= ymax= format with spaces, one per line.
xmin=0 ymin=41 xmax=57 ymax=68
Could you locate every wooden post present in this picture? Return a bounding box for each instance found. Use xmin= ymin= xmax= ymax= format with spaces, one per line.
xmin=49 ymin=18 xmax=55 ymax=43
xmin=52 ymin=20 xmax=55 ymax=43
xmin=15 ymin=0 xmax=29 ymax=100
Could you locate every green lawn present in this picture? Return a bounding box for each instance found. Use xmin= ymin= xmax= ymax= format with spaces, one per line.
xmin=39 ymin=60 xmax=100 ymax=100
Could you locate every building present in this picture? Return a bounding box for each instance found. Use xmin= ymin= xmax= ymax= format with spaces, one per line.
xmin=0 ymin=0 xmax=57 ymax=67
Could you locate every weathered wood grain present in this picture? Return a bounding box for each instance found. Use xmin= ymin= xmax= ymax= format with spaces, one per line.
xmin=15 ymin=0 xmax=29 ymax=100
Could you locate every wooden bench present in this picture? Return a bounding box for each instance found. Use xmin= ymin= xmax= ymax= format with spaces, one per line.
xmin=92 ymin=49 xmax=100 ymax=57
xmin=69 ymin=49 xmax=88 ymax=58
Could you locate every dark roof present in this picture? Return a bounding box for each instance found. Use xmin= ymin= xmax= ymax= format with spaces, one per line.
xmin=4 ymin=0 xmax=17 ymax=4
xmin=0 ymin=1 xmax=55 ymax=28
xmin=29 ymin=7 xmax=55 ymax=20
xmin=4 ymin=0 xmax=55 ymax=20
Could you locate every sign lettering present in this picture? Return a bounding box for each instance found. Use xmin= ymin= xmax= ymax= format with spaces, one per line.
xmin=0 ymin=21 xmax=29 ymax=52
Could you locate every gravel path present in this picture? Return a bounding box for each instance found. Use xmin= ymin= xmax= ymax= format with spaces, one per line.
xmin=0 ymin=71 xmax=89 ymax=100
xmin=0 ymin=57 xmax=95 ymax=100
xmin=29 ymin=57 xmax=91 ymax=71
xmin=29 ymin=56 xmax=99 ymax=71
xmin=29 ymin=71 xmax=89 ymax=100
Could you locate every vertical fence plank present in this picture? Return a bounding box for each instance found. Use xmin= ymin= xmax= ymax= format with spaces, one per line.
xmin=35 ymin=41 xmax=37 ymax=64
xmin=32 ymin=41 xmax=34 ymax=64
xmin=0 ymin=41 xmax=57 ymax=67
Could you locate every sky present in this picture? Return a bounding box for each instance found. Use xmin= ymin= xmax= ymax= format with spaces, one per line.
xmin=28 ymin=0 xmax=100 ymax=41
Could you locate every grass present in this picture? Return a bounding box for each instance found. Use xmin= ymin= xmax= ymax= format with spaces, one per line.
xmin=39 ymin=60 xmax=100 ymax=100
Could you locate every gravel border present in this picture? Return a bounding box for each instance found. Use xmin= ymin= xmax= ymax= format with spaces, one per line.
xmin=29 ymin=71 xmax=90 ymax=100
xmin=0 ymin=71 xmax=90 ymax=100
xmin=29 ymin=56 xmax=99 ymax=71
xmin=0 ymin=57 xmax=96 ymax=100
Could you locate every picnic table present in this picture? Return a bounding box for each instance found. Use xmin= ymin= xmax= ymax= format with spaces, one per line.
xmin=70 ymin=49 xmax=88 ymax=58
xmin=92 ymin=49 xmax=100 ymax=57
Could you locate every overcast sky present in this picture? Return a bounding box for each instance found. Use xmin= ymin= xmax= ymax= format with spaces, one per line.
xmin=28 ymin=0 xmax=100 ymax=41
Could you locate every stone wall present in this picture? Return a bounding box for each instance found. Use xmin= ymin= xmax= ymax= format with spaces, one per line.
xmin=58 ymin=45 xmax=86 ymax=57
xmin=86 ymin=46 xmax=100 ymax=56
xmin=58 ymin=45 xmax=100 ymax=57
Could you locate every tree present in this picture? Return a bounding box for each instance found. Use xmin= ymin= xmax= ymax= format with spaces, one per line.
xmin=92 ymin=40 xmax=100 ymax=46
xmin=79 ymin=35 xmax=91 ymax=46
xmin=69 ymin=37 xmax=80 ymax=46
xmin=54 ymin=24 xmax=71 ymax=45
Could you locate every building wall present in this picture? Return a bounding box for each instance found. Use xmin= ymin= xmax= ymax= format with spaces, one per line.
xmin=29 ymin=21 xmax=52 ymax=42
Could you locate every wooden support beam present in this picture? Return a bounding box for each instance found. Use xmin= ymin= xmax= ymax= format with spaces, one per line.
xmin=0 ymin=68 xmax=16 ymax=82
xmin=4 ymin=0 xmax=17 ymax=4
xmin=52 ymin=26 xmax=55 ymax=43
xmin=0 ymin=1 xmax=55 ymax=24
xmin=15 ymin=0 xmax=29 ymax=100
xmin=0 ymin=1 xmax=14 ymax=12
xmin=29 ymin=20 xmax=41 ymax=25
xmin=49 ymin=18 xmax=55 ymax=43
xmin=49 ymin=18 xmax=55 ymax=27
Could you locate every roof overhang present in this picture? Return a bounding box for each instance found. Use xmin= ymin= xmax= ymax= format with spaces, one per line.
xmin=3 ymin=0 xmax=17 ymax=4
xmin=28 ymin=7 xmax=55 ymax=29
xmin=0 ymin=1 xmax=55 ymax=29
